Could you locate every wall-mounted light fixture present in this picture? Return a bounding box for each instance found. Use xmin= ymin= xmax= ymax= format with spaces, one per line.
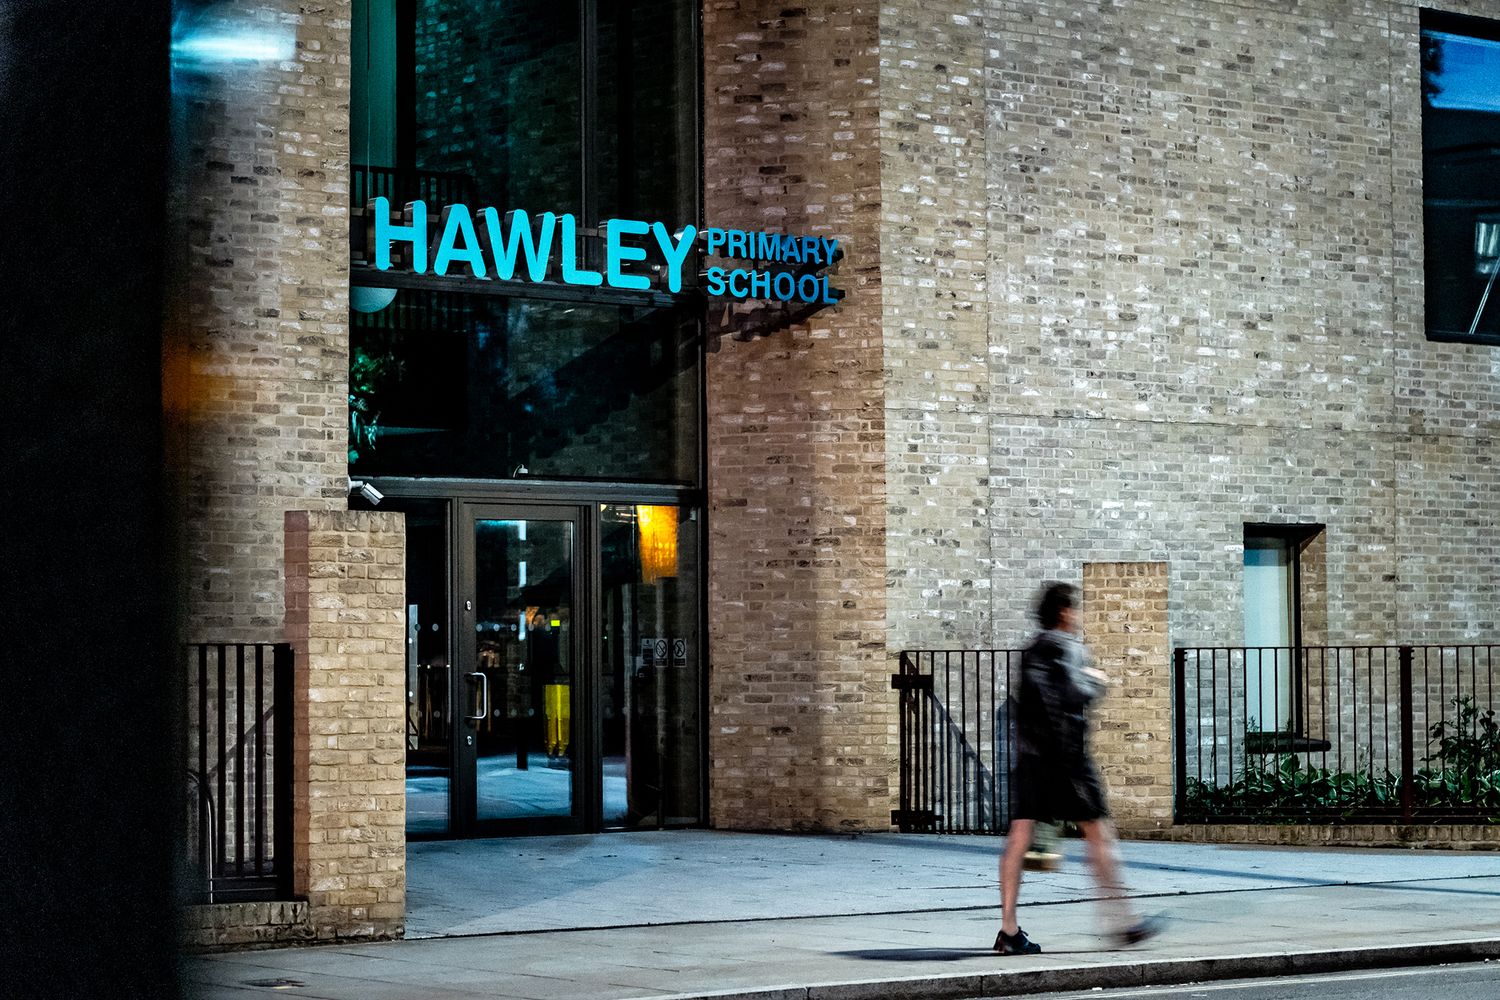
xmin=351 ymin=286 xmax=398 ymax=313
xmin=636 ymin=505 xmax=679 ymax=584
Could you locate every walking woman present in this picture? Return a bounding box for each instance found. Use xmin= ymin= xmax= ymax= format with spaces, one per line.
xmin=995 ymin=582 xmax=1158 ymax=955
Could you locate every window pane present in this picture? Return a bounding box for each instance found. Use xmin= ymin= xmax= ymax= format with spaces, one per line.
xmin=597 ymin=0 xmax=698 ymax=225
xmin=412 ymin=1 xmax=582 ymax=216
xmin=350 ymin=290 xmax=700 ymax=483
xmin=1243 ymin=535 xmax=1293 ymax=733
xmin=1422 ymin=19 xmax=1500 ymax=341
xmin=599 ymin=504 xmax=701 ymax=827
xmin=474 ymin=518 xmax=577 ymax=822
xmin=394 ymin=497 xmax=452 ymax=835
xmin=1243 ymin=538 xmax=1293 ymax=649
xmin=351 ymin=0 xmax=399 ymax=168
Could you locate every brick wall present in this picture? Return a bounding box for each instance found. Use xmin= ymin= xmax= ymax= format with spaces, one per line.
xmin=701 ymin=0 xmax=1499 ymax=833
xmin=1389 ymin=1 xmax=1500 ymax=641
xmin=285 ymin=509 xmax=406 ymax=941
xmin=879 ymin=0 xmax=1500 ymax=656
xmin=182 ymin=901 xmax=311 ymax=951
xmin=173 ymin=0 xmax=1500 ymax=840
xmin=702 ymin=3 xmax=891 ymax=830
xmin=870 ymin=0 xmax=1498 ymax=839
xmin=1084 ymin=562 xmax=1173 ymax=834
xmin=880 ymin=1 xmax=995 ymax=649
xmin=178 ymin=1 xmax=351 ymax=641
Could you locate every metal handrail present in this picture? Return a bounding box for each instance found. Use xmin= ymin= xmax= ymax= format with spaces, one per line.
xmin=186 ymin=768 xmax=216 ymax=904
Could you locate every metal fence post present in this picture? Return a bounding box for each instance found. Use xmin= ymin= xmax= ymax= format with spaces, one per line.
xmin=892 ymin=653 xmax=910 ymax=831
xmin=1398 ymin=645 xmax=1415 ymax=824
xmin=1173 ymin=647 xmax=1188 ymax=823
xmin=274 ymin=642 xmax=295 ymax=899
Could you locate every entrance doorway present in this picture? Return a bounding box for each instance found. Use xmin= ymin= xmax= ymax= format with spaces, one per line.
xmin=463 ymin=506 xmax=582 ymax=833
xmin=374 ymin=485 xmax=704 ymax=838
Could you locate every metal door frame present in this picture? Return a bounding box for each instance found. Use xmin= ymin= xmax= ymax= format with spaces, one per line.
xmin=454 ymin=500 xmax=597 ymax=837
xmin=368 ymin=476 xmax=705 ymax=838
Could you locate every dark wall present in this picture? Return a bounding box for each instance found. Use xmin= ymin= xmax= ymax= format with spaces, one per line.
xmin=0 ymin=3 xmax=179 ymax=997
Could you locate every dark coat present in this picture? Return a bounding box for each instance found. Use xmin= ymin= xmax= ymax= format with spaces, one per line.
xmin=1014 ymin=629 xmax=1108 ymax=820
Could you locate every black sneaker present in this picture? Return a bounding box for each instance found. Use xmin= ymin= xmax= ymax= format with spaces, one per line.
xmin=1114 ymin=915 xmax=1162 ymax=948
xmin=993 ymin=927 xmax=1042 ymax=955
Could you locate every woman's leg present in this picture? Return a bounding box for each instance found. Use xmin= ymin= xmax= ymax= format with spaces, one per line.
xmin=1078 ymin=818 xmax=1135 ymax=929
xmin=1079 ymin=818 xmax=1120 ymax=889
xmin=1000 ymin=818 xmax=1035 ymax=935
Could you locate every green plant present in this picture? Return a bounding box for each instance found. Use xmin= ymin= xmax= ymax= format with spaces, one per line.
xmin=349 ymin=341 xmax=403 ymax=464
xmin=1182 ymin=697 xmax=1500 ymax=823
xmin=1428 ymin=696 xmax=1500 ymax=777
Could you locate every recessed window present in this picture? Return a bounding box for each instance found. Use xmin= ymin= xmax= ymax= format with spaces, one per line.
xmin=1421 ymin=11 xmax=1500 ymax=344
xmin=1242 ymin=524 xmax=1324 ymax=737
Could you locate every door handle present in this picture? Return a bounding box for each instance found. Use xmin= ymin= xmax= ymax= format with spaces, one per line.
xmin=467 ymin=671 xmax=489 ymax=723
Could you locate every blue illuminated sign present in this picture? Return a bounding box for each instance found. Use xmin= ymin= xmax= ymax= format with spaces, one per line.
xmin=702 ymin=229 xmax=840 ymax=305
xmin=369 ymin=198 xmax=842 ymax=305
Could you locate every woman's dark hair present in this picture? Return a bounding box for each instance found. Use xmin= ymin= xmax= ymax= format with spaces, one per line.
xmin=1035 ymin=582 xmax=1077 ymax=629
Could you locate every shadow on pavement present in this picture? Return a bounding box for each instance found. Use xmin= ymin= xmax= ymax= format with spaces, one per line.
xmin=829 ymin=947 xmax=996 ymax=961
xmin=830 ymin=947 xmax=1104 ymax=961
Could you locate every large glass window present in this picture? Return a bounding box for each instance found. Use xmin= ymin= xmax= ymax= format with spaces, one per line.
xmin=350 ymin=0 xmax=701 ymax=484
xmin=351 ymin=0 xmax=696 ymax=257
xmin=351 ymin=290 xmax=699 ymax=482
xmin=596 ymin=1 xmax=699 ymax=227
xmin=353 ymin=1 xmax=704 ymax=837
xmin=1422 ymin=11 xmax=1500 ymax=344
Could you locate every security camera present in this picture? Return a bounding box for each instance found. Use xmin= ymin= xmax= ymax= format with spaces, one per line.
xmin=349 ymin=479 xmax=383 ymax=506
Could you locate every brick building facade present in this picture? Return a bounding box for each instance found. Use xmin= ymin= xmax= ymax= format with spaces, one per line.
xmin=702 ymin=0 xmax=1498 ymax=830
xmin=176 ymin=0 xmax=352 ymax=642
xmin=177 ymin=0 xmax=1499 ymax=904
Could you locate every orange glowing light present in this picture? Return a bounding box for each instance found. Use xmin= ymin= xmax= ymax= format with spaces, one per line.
xmin=635 ymin=505 xmax=679 ymax=584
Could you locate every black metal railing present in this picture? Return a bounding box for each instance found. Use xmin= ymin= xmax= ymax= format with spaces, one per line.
xmin=893 ymin=649 xmax=1024 ymax=834
xmin=350 ymin=163 xmax=477 ymax=263
xmin=1176 ymin=645 xmax=1500 ymax=824
xmin=351 ymin=163 xmax=476 ymax=214
xmin=185 ymin=643 xmax=294 ymax=902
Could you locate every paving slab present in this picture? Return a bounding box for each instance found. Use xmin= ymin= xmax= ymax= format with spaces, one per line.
xmin=190 ymin=886 xmax=1500 ymax=999
xmin=188 ymin=833 xmax=1500 ymax=1000
xmin=405 ymin=830 xmax=1500 ymax=937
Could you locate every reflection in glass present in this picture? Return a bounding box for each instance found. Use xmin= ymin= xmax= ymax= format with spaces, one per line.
xmin=600 ymin=504 xmax=701 ymax=828
xmin=474 ymin=519 xmax=576 ymax=822
xmin=351 ymin=0 xmax=582 ymax=216
xmin=1422 ymin=19 xmax=1500 ymax=340
xmin=392 ymin=498 xmax=451 ymax=835
xmin=350 ymin=293 xmax=699 ymax=482
xmin=413 ymin=2 xmax=582 ymax=217
xmin=351 ymin=1 xmax=696 ymax=227
xmin=597 ymin=0 xmax=697 ymax=226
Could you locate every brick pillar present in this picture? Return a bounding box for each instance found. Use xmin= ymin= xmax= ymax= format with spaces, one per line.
xmin=180 ymin=0 xmax=352 ymax=642
xmin=702 ymin=4 xmax=889 ymax=831
xmin=284 ymin=510 xmax=406 ymax=941
xmin=1083 ymin=562 xmax=1173 ymax=835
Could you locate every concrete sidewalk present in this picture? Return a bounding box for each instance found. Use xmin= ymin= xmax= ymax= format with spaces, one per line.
xmin=187 ymin=833 xmax=1500 ymax=999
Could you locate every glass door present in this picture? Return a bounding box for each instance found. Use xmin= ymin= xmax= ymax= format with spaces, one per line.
xmin=457 ymin=504 xmax=584 ymax=834
xmin=376 ymin=488 xmax=706 ymax=838
xmin=598 ymin=503 xmax=702 ymax=828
